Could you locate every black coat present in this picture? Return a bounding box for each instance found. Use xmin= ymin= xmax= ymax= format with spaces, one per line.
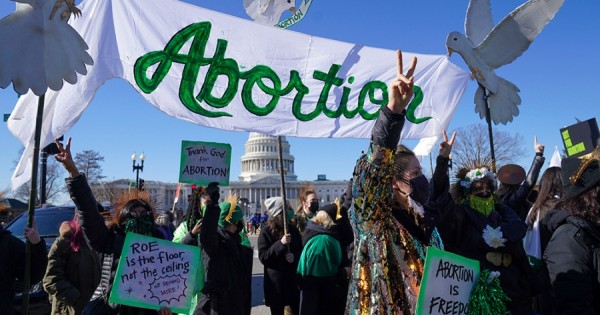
xmin=543 ymin=212 xmax=600 ymax=314
xmin=195 ymin=202 xmax=253 ymax=315
xmin=498 ymin=154 xmax=545 ymax=221
xmin=257 ymin=222 xmax=301 ymax=308
xmin=431 ymin=156 xmax=536 ymax=315
xmin=0 ymin=226 xmax=47 ymax=315
xmin=67 ymin=174 xmax=163 ymax=315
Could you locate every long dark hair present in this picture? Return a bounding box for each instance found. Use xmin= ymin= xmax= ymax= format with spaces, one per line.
xmin=267 ymin=213 xmax=286 ymax=239
xmin=185 ymin=188 xmax=206 ymax=232
xmin=561 ymin=185 xmax=600 ymax=227
xmin=527 ymin=167 xmax=563 ymax=226
xmin=118 ymin=199 xmax=153 ymax=225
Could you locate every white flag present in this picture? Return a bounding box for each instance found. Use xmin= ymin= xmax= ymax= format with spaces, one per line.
xmin=7 ymin=0 xmax=469 ymax=190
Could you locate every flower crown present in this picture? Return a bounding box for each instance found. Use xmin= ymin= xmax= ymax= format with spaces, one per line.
xmin=460 ymin=167 xmax=497 ymax=189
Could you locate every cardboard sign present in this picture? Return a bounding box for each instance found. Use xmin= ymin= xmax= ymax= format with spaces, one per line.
xmin=179 ymin=140 xmax=231 ymax=186
xmin=560 ymin=118 xmax=599 ymax=158
xmin=416 ymin=247 xmax=480 ymax=315
xmin=109 ymin=233 xmax=200 ymax=313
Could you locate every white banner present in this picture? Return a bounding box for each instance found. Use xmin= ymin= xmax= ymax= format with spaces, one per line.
xmin=7 ymin=0 xmax=469 ymax=190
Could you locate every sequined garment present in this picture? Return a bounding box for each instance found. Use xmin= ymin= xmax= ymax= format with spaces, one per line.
xmin=346 ymin=143 xmax=435 ymax=315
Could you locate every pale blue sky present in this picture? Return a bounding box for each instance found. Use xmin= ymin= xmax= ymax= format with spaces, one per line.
xmin=1 ymin=0 xmax=599 ymax=203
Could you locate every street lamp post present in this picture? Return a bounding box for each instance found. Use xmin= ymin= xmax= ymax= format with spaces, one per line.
xmin=131 ymin=152 xmax=145 ymax=190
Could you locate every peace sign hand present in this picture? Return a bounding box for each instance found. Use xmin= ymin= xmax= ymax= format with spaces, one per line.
xmin=54 ymin=137 xmax=80 ymax=177
xmin=387 ymin=50 xmax=417 ymax=114
xmin=439 ymin=130 xmax=456 ymax=158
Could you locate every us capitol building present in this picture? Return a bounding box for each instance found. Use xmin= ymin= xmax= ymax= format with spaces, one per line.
xmin=98 ymin=133 xmax=349 ymax=216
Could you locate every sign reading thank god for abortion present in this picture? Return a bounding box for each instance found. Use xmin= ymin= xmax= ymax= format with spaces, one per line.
xmin=179 ymin=140 xmax=232 ymax=186
xmin=416 ymin=247 xmax=480 ymax=315
xmin=109 ymin=233 xmax=200 ymax=313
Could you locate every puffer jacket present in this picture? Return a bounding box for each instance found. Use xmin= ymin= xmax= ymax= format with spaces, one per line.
xmin=543 ymin=211 xmax=600 ymax=314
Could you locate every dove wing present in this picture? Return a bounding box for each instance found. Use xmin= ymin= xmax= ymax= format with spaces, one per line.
xmin=465 ymin=0 xmax=494 ymax=46
xmin=476 ymin=0 xmax=564 ymax=69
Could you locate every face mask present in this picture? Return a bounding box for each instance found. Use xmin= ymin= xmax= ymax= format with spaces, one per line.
xmin=124 ymin=216 xmax=154 ymax=236
xmin=408 ymin=175 xmax=430 ymax=205
xmin=308 ymin=201 xmax=319 ymax=214
xmin=469 ymin=194 xmax=495 ymax=217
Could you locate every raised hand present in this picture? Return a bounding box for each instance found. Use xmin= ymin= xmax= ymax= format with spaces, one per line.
xmin=205 ymin=182 xmax=220 ymax=204
xmin=54 ymin=137 xmax=80 ymax=177
xmin=534 ymin=136 xmax=544 ymax=155
xmin=387 ymin=50 xmax=417 ymax=114
xmin=439 ymin=130 xmax=457 ymax=158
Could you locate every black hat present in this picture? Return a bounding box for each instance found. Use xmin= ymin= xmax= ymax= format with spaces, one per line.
xmin=320 ymin=203 xmax=340 ymax=221
xmin=561 ymin=148 xmax=600 ymax=199
xmin=497 ymin=164 xmax=526 ymax=185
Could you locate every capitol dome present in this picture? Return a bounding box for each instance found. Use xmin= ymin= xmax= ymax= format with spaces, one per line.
xmin=239 ymin=133 xmax=297 ymax=182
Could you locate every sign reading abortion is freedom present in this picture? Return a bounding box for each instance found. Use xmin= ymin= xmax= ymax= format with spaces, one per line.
xmin=416 ymin=247 xmax=480 ymax=315
xmin=109 ymin=233 xmax=200 ymax=313
xmin=179 ymin=140 xmax=231 ymax=186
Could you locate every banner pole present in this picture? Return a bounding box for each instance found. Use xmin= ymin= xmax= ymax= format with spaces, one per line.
xmin=22 ymin=93 xmax=45 ymax=314
xmin=277 ymin=136 xmax=288 ymax=236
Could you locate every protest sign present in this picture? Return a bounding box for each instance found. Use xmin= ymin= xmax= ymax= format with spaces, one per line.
xmin=179 ymin=140 xmax=231 ymax=186
xmin=416 ymin=247 xmax=479 ymax=315
xmin=109 ymin=233 xmax=200 ymax=313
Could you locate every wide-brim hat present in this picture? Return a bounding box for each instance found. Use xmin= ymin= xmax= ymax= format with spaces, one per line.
xmin=497 ymin=164 xmax=526 ymax=185
xmin=561 ymin=148 xmax=600 ymax=199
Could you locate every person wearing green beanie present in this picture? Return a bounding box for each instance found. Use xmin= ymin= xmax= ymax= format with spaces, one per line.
xmin=195 ymin=183 xmax=253 ymax=315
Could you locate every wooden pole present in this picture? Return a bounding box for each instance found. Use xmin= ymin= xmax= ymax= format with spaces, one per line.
xmin=22 ymin=93 xmax=45 ymax=314
xmin=277 ymin=136 xmax=288 ymax=235
xmin=479 ymin=83 xmax=497 ymax=173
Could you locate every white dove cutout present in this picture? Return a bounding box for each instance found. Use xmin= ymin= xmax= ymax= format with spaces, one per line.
xmin=243 ymin=0 xmax=295 ymax=26
xmin=0 ymin=0 xmax=93 ymax=96
xmin=446 ymin=0 xmax=564 ymax=125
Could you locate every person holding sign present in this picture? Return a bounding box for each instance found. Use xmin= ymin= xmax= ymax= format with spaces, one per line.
xmin=195 ymin=186 xmax=253 ymax=315
xmin=258 ymin=197 xmax=302 ymax=315
xmin=346 ymin=51 xmax=444 ymax=314
xmin=430 ymin=131 xmax=536 ymax=314
xmin=54 ymin=138 xmax=172 ymax=315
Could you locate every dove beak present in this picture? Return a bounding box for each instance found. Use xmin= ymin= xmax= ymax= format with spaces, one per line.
xmin=447 ymin=48 xmax=454 ymax=57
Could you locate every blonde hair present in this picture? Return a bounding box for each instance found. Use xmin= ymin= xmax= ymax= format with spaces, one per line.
xmin=312 ymin=210 xmax=335 ymax=229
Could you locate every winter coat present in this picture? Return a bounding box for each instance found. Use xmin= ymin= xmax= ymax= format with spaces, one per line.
xmin=0 ymin=226 xmax=47 ymax=315
xmin=431 ymin=155 xmax=537 ymax=315
xmin=172 ymin=222 xmax=204 ymax=315
xmin=543 ymin=212 xmax=600 ymax=314
xmin=194 ymin=202 xmax=253 ymax=315
xmin=67 ymin=174 xmax=164 ymax=315
xmin=43 ymin=225 xmax=101 ymax=315
xmin=297 ymin=220 xmax=345 ymax=315
xmin=499 ymin=153 xmax=545 ymax=220
xmin=257 ymin=222 xmax=302 ymax=310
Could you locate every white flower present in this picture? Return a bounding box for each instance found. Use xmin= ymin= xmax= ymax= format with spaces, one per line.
xmin=482 ymin=225 xmax=507 ymax=248
xmin=460 ymin=167 xmax=497 ymax=189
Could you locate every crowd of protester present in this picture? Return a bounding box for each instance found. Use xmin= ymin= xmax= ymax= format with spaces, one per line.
xmin=1 ymin=50 xmax=599 ymax=315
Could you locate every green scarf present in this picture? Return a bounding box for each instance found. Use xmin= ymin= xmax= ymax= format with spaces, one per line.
xmin=469 ymin=195 xmax=495 ymax=217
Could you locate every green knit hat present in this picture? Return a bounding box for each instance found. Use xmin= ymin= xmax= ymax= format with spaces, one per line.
xmin=218 ymin=201 xmax=243 ymax=228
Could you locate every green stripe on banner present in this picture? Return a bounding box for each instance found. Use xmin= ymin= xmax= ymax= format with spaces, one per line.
xmin=3 ymin=114 xmax=9 ymax=122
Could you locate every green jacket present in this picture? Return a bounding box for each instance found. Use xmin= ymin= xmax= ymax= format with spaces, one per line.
xmin=43 ymin=236 xmax=100 ymax=315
